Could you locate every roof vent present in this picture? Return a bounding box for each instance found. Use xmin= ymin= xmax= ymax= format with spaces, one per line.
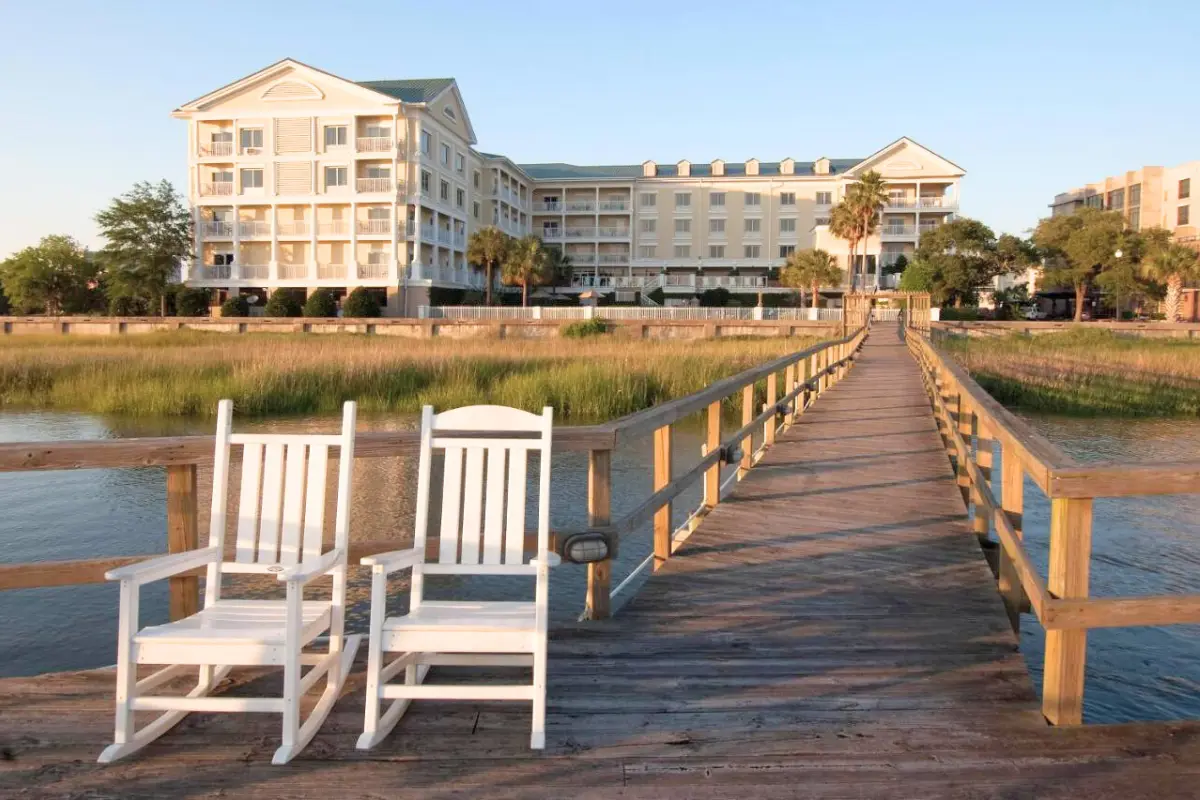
xmin=261 ymin=79 xmax=324 ymax=102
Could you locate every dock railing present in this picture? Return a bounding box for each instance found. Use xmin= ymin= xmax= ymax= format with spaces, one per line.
xmin=907 ymin=325 xmax=1200 ymax=726
xmin=0 ymin=326 xmax=868 ymax=626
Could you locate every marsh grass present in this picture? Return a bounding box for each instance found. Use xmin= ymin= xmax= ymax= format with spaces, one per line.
xmin=942 ymin=330 xmax=1200 ymax=416
xmin=0 ymin=332 xmax=817 ymax=421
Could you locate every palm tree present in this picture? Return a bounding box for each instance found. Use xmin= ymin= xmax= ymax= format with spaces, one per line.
xmin=845 ymin=170 xmax=889 ymax=288
xmin=828 ymin=203 xmax=858 ymax=290
xmin=1141 ymin=243 xmax=1200 ymax=322
xmin=780 ymin=248 xmax=842 ymax=308
xmin=543 ymin=246 xmax=573 ymax=297
xmin=466 ymin=226 xmax=511 ymax=306
xmin=502 ymin=235 xmax=551 ymax=306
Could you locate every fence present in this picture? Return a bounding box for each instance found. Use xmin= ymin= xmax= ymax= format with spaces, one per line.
xmin=418 ymin=305 xmax=846 ymax=322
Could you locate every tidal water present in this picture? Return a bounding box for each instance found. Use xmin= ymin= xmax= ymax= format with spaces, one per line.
xmin=0 ymin=410 xmax=1197 ymax=725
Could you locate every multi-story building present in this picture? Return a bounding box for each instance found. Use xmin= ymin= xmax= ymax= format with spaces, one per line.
xmin=1050 ymin=161 xmax=1199 ymax=244
xmin=174 ymin=59 xmax=964 ymax=314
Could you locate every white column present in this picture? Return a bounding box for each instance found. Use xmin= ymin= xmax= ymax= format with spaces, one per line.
xmin=310 ymin=202 xmax=318 ymax=279
xmin=232 ymin=204 xmax=241 ymax=280
xmin=413 ymin=199 xmax=424 ymax=277
xmin=350 ymin=201 xmax=359 ymax=281
xmin=190 ymin=207 xmax=202 ymax=282
xmin=269 ymin=205 xmax=279 ymax=281
xmin=391 ymin=203 xmax=401 ymax=283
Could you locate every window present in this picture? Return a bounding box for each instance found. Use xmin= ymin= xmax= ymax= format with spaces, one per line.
xmin=709 ymin=218 xmax=725 ymax=234
xmin=440 ymin=143 xmax=451 ymax=165
xmin=213 ymin=169 xmax=233 ymax=183
xmin=324 ymin=125 xmax=347 ymax=148
xmin=324 ymin=166 xmax=347 ymax=187
xmin=815 ymin=191 xmax=832 ymax=205
xmin=640 ymin=192 xmax=657 ymax=208
xmin=455 ymin=152 xmax=465 ymax=173
xmin=744 ymin=218 xmax=761 ymax=233
xmin=456 ymin=188 xmax=465 ymax=208
xmin=240 ymin=168 xmax=263 ymax=189
xmin=708 ymin=245 xmax=725 ymax=258
xmin=420 ymin=130 xmax=431 ymax=155
xmin=744 ymin=192 xmax=761 ymax=206
xmin=779 ymin=245 xmax=796 ymax=258
xmin=367 ymin=207 xmax=389 ymax=220
xmin=779 ymin=218 xmax=796 ymax=233
xmin=365 ymin=165 xmax=390 ymax=179
xmin=239 ymin=128 xmax=263 ymax=151
xmin=674 ymin=218 xmax=691 ymax=234
xmin=367 ymin=247 xmax=387 ymax=265
xmin=743 ymin=245 xmax=761 ymax=258
xmin=674 ymin=192 xmax=691 ymax=208
xmin=364 ymin=124 xmax=391 ymax=139
xmin=1130 ymin=208 xmax=1141 ymax=229
xmin=213 ymin=251 xmax=235 ymax=266
xmin=1107 ymin=189 xmax=1124 ymax=211
xmin=420 ymin=170 xmax=431 ymax=193
xmin=211 ymin=130 xmax=232 ymax=144
xmin=638 ymin=245 xmax=657 ymax=258
xmin=710 ymin=192 xmax=725 ymax=208
xmin=780 ymin=192 xmax=796 ymax=206
xmin=440 ymin=180 xmax=450 ymax=202
xmin=815 ymin=216 xmax=831 ymax=226
xmin=1181 ymin=179 xmax=1192 ymax=199
xmin=1179 ymin=205 xmax=1191 ymax=226
xmin=1129 ymin=183 xmax=1141 ymax=206
xmin=443 ymin=106 xmax=457 ymax=121
xmin=473 ymin=170 xmax=481 ymax=189
xmin=640 ymin=219 xmax=656 ymax=233
xmin=674 ymin=245 xmax=691 ymax=258
xmin=473 ymin=201 xmax=480 ymax=219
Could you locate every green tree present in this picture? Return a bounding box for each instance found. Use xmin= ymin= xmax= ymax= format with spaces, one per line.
xmin=343 ymin=287 xmax=381 ymax=317
xmin=302 ymin=288 xmax=338 ymax=317
xmin=0 ymin=235 xmax=99 ymax=315
xmin=897 ymin=257 xmax=939 ymax=297
xmin=699 ymin=286 xmax=732 ymax=307
xmin=1140 ymin=243 xmax=1200 ymax=322
xmin=1033 ymin=208 xmax=1126 ymax=322
xmin=220 ymin=296 xmax=250 ymax=317
xmin=543 ymin=246 xmax=573 ymax=296
xmin=844 ymin=171 xmax=888 ymax=288
xmin=882 ymin=253 xmax=908 ymax=276
xmin=779 ymin=248 xmax=842 ymax=308
xmin=264 ymin=289 xmax=303 ymax=317
xmin=992 ymin=285 xmax=1030 ymax=320
xmin=95 ymin=180 xmax=192 ymax=316
xmin=175 ymin=287 xmax=211 ymax=317
xmin=912 ymin=217 xmax=1007 ymax=307
xmin=501 ymin=235 xmax=550 ymax=306
xmin=466 ymin=226 xmax=511 ymax=306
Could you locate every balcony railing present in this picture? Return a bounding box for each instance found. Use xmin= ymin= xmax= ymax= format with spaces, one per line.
xmin=277 ymin=221 xmax=309 ymax=236
xmin=317 ymin=263 xmax=347 ymax=280
xmin=357 ymin=219 xmax=392 ymax=235
xmin=565 ymin=201 xmax=595 ymax=213
xmin=200 ymin=182 xmax=233 ymax=197
xmin=277 ymin=264 xmax=309 ymax=280
xmin=569 ymin=254 xmax=597 ymax=266
xmin=419 ymin=223 xmax=436 ymax=241
xmin=200 ymin=141 xmax=233 ymax=157
xmin=919 ymin=196 xmax=949 ymax=208
xmin=238 ymin=264 xmax=269 ymax=280
xmin=886 ymin=197 xmax=916 ymax=208
xmin=541 ymin=228 xmax=564 ymax=241
xmin=238 ymin=221 xmax=271 ymax=238
xmin=882 ymin=225 xmax=916 ymax=236
xmin=437 ymin=229 xmax=453 ymax=245
xmin=454 ymin=232 xmax=466 ymax=248
xmin=318 ymin=221 xmax=350 ymax=236
xmin=357 ymin=263 xmax=390 ymax=279
xmin=199 ymin=221 xmax=233 ymax=238
xmin=564 ymin=228 xmax=594 ymax=238
xmin=918 ymin=222 xmax=940 ymax=234
xmin=532 ymin=202 xmax=561 ymax=213
xmin=357 ymin=178 xmax=393 ymax=193
xmin=598 ymin=227 xmax=630 ymax=239
xmin=598 ymin=201 xmax=629 ymax=212
xmin=598 ymin=254 xmax=629 ymax=265
xmin=356 ymin=137 xmax=393 ymax=153
xmin=199 ymin=264 xmax=231 ymax=280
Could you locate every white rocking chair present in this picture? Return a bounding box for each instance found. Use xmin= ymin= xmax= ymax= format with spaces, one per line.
xmin=358 ymin=404 xmax=557 ymax=751
xmin=99 ymin=400 xmax=362 ymax=765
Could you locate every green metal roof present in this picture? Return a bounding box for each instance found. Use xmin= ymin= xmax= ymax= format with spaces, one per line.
xmin=517 ymin=158 xmax=864 ymax=180
xmin=358 ymin=78 xmax=455 ymax=103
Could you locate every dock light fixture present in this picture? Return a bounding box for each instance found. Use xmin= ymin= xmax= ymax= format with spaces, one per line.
xmin=561 ymin=532 xmax=612 ymax=564
xmin=720 ymin=443 xmax=743 ymax=465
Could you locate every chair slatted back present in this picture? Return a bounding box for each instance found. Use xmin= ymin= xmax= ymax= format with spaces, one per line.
xmin=204 ymin=400 xmax=356 ymax=605
xmin=411 ymin=405 xmax=553 ymax=604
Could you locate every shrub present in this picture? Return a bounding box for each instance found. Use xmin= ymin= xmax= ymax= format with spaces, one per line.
xmin=264 ymin=289 xmax=303 ymax=318
xmin=175 ymin=288 xmax=211 ymax=317
xmin=940 ymin=306 xmax=981 ymax=321
xmin=220 ymin=296 xmax=250 ymax=317
xmin=302 ymin=288 xmax=338 ymax=318
xmin=562 ymin=317 xmax=609 ymax=338
xmin=647 ymin=287 xmax=666 ymax=306
xmin=109 ymin=295 xmax=148 ymax=316
xmin=699 ymin=287 xmax=732 ymax=307
xmin=343 ymin=287 xmax=381 ymax=318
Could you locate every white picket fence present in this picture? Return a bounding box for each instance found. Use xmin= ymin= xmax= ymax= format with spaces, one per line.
xmin=417 ymin=306 xmax=845 ymax=322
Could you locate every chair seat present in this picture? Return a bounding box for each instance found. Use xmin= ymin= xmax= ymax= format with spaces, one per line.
xmin=135 ymin=600 xmax=332 ymax=646
xmin=384 ymin=601 xmax=536 ymax=633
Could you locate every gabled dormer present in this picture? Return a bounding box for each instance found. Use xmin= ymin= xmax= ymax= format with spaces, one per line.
xmin=711 ymin=159 xmax=725 ymax=176
xmin=780 ymin=157 xmax=795 ymax=175
xmin=745 ymin=158 xmax=760 ymax=176
xmin=642 ymin=160 xmax=657 ymax=177
xmin=677 ymin=159 xmax=691 ymax=177
xmin=814 ymin=157 xmax=831 ymax=175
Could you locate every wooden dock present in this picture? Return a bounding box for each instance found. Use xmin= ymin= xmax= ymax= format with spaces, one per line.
xmin=3 ymin=324 xmax=1200 ymax=798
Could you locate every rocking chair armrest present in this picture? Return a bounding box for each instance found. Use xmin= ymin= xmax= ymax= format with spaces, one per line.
xmin=105 ymin=546 xmax=221 ymax=586
xmin=530 ymin=552 xmax=562 ymax=569
xmin=277 ymin=549 xmax=344 ymax=584
xmin=360 ymin=547 xmax=423 ymax=574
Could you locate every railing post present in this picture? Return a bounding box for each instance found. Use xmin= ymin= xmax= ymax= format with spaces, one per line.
xmin=1043 ymin=497 xmax=1093 ymax=726
xmin=584 ymin=449 xmax=612 ymax=620
xmin=704 ymin=401 xmax=721 ymax=507
xmin=972 ymin=417 xmax=993 ymax=544
xmin=653 ymin=425 xmax=673 ymax=570
xmin=765 ymin=372 xmax=777 ymax=446
xmin=739 ymin=384 xmax=753 ymax=478
xmin=955 ymin=394 xmax=972 ymax=507
xmin=998 ymin=446 xmax=1026 ymax=631
xmin=166 ymin=464 xmax=199 ymax=621
xmin=784 ymin=364 xmax=796 ymax=426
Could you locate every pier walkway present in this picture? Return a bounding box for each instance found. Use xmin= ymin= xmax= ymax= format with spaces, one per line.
xmin=2 ymin=326 xmax=1199 ymax=798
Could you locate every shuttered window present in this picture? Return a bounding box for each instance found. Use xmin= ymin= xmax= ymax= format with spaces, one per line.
xmin=274 ymin=118 xmax=312 ymax=154
xmin=276 ymin=162 xmax=312 ymax=195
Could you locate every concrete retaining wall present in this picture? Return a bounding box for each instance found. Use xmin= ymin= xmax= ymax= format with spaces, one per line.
xmin=933 ymin=320 xmax=1200 ymax=339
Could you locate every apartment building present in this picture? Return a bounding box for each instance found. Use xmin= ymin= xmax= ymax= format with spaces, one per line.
xmin=174 ymin=59 xmax=964 ymax=314
xmin=1050 ymin=161 xmax=1199 ymax=244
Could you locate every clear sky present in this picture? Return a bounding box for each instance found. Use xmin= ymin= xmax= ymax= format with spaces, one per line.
xmin=1 ymin=0 xmax=1197 ymax=258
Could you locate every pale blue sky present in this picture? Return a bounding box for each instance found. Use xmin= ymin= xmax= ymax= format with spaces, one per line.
xmin=1 ymin=0 xmax=1196 ymax=258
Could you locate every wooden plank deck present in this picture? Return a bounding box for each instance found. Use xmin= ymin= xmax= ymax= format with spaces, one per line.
xmin=3 ymin=325 xmax=1200 ymax=798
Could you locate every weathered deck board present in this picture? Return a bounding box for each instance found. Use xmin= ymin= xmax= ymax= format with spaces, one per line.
xmin=3 ymin=325 xmax=1199 ymax=799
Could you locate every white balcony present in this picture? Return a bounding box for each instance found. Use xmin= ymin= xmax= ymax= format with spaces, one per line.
xmin=918 ymin=222 xmax=941 ymax=234
xmin=357 ymin=219 xmax=393 ymax=235
xmin=199 ymin=264 xmax=231 ymax=280
xmin=698 ymin=275 xmax=767 ymax=289
xmin=882 ymin=225 xmax=916 ymax=237
xmin=541 ymin=228 xmax=564 ymax=241
xmin=919 ymin=196 xmax=950 ymax=208
xmin=598 ymin=254 xmax=629 ymax=265
xmin=437 ymin=229 xmax=453 ymax=245
xmin=318 ymin=221 xmax=350 ymax=236
xmin=277 ymin=264 xmax=309 ymax=280
xmin=568 ymin=253 xmax=597 ymax=266
xmin=200 ymin=182 xmax=233 ymax=197
xmin=238 ymin=221 xmax=271 ymax=238
xmin=200 ymin=141 xmax=233 ymax=157
xmin=453 ymin=232 xmax=466 ymax=248
xmin=357 ymin=177 xmax=393 ymax=193
xmin=356 ymin=137 xmax=394 ymax=153
xmin=240 ymin=264 xmax=269 ymax=280
xmin=200 ymin=221 xmax=233 ymax=238
xmin=532 ymin=201 xmax=561 ymax=214
xmin=317 ymin=263 xmax=348 ymax=280
xmin=419 ymin=223 xmax=436 ymax=241
xmin=357 ymin=262 xmax=390 ymax=279
xmin=277 ymin=221 xmax=309 ymax=237
xmin=598 ymin=227 xmax=630 ymax=239
xmin=565 ymin=201 xmax=595 ymax=213
xmin=886 ymin=197 xmax=916 ymax=209
xmin=598 ymin=200 xmax=629 ymax=212
xmin=565 ymin=227 xmax=595 ymax=238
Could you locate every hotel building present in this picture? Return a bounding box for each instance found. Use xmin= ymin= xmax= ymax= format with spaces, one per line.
xmin=174 ymin=59 xmax=965 ymax=315
xmin=1050 ymin=161 xmax=1199 ymax=244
